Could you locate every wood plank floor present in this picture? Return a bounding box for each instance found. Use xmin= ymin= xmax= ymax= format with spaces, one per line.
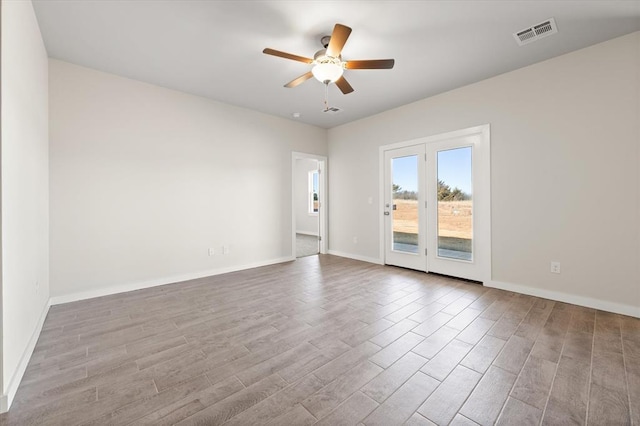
xmin=1 ymin=255 xmax=638 ymax=425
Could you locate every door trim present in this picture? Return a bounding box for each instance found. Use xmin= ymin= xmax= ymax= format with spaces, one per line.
xmin=378 ymin=124 xmax=491 ymax=282
xmin=292 ymin=152 xmax=328 ymax=256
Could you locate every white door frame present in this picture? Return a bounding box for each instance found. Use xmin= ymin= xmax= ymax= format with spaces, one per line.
xmin=292 ymin=152 xmax=328 ymax=256
xmin=378 ymin=124 xmax=491 ymax=283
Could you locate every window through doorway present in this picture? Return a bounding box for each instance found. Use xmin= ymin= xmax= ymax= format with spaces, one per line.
xmin=309 ymin=170 xmax=319 ymax=214
xmin=293 ymin=154 xmax=326 ymax=258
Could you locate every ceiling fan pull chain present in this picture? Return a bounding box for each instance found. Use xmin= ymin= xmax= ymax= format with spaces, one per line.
xmin=324 ymin=82 xmax=329 ymax=111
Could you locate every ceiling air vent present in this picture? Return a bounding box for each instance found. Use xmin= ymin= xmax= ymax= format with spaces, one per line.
xmin=514 ymin=18 xmax=558 ymax=46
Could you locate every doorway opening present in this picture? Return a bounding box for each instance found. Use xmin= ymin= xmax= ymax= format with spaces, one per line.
xmin=292 ymin=152 xmax=327 ymax=258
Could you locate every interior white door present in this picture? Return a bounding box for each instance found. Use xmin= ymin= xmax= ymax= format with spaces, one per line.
xmin=383 ymin=145 xmax=426 ymax=271
xmin=425 ymin=133 xmax=487 ymax=282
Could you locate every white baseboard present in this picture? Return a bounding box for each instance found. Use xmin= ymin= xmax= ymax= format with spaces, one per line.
xmin=322 ymin=253 xmax=638 ymax=318
xmin=296 ymin=231 xmax=319 ymax=237
xmin=487 ymin=280 xmax=640 ymax=318
xmin=327 ymin=250 xmax=384 ymax=266
xmin=2 ymin=298 xmax=51 ymax=413
xmin=50 ymin=256 xmax=296 ymax=306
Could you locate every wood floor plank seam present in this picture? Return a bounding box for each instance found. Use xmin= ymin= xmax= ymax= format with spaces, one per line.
xmin=538 ymin=306 xmax=572 ymax=425
xmin=500 ymin=310 xmax=556 ymax=421
xmin=584 ymin=309 xmax=597 ymax=426
xmin=462 ymin=304 xmax=535 ymax=421
xmin=455 ymin=413 xmax=479 ymax=425
xmin=619 ymin=317 xmax=634 ymax=426
xmin=498 ymin=393 xmax=545 ymax=424
xmin=488 ymin=297 xmax=539 ymax=376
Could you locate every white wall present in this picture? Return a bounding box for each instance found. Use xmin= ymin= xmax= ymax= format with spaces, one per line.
xmin=1 ymin=0 xmax=50 ymax=411
xmin=328 ymin=32 xmax=640 ymax=316
xmin=49 ymin=60 xmax=327 ymax=301
xmin=294 ymin=158 xmax=319 ymax=235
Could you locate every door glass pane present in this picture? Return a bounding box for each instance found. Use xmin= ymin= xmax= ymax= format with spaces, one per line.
xmin=392 ymin=155 xmax=418 ymax=253
xmin=437 ymin=147 xmax=472 ymax=261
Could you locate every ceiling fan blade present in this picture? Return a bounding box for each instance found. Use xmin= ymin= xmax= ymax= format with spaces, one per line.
xmin=263 ymin=48 xmax=313 ymax=64
xmin=326 ymin=24 xmax=352 ymax=57
xmin=345 ymin=59 xmax=395 ymax=69
xmin=335 ymin=76 xmax=354 ymax=94
xmin=284 ymin=71 xmax=314 ymax=88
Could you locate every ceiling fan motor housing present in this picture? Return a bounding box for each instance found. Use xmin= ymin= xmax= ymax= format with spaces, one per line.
xmin=320 ymin=35 xmax=332 ymax=48
xmin=313 ymin=49 xmax=343 ymax=66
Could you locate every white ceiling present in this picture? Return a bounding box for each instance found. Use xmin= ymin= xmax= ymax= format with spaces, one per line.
xmin=32 ymin=1 xmax=640 ymax=128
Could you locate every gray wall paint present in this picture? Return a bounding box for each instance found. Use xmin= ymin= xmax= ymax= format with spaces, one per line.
xmin=49 ymin=59 xmax=327 ymax=299
xmin=1 ymin=0 xmax=50 ymax=403
xmin=328 ymin=32 xmax=640 ymax=314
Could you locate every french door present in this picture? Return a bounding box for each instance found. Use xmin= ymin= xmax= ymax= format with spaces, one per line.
xmin=382 ymin=126 xmax=490 ymax=282
xmin=383 ymin=145 xmax=427 ymax=271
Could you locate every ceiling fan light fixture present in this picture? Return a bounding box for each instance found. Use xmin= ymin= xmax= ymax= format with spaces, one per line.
xmin=263 ymin=23 xmax=394 ymax=95
xmin=312 ymin=58 xmax=344 ymax=84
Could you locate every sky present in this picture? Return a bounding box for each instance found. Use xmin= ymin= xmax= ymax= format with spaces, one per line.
xmin=392 ymin=146 xmax=472 ymax=194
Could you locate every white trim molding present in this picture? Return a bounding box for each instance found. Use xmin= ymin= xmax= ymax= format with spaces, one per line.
xmin=487 ymin=280 xmax=640 ymax=318
xmin=327 ymin=250 xmax=383 ymax=266
xmin=50 ymin=256 xmax=295 ymax=306
xmin=2 ymin=299 xmax=51 ymax=412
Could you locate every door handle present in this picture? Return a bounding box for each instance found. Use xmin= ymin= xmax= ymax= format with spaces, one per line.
xmin=384 ymin=211 xmax=390 ymax=216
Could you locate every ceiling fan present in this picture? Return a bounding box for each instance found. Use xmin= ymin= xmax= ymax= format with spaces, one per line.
xmin=263 ymin=23 xmax=395 ymax=94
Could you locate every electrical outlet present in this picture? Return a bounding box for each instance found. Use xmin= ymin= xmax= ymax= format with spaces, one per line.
xmin=223 ymin=245 xmax=230 ymax=255
xmin=550 ymin=261 xmax=561 ymax=274
xmin=208 ymin=248 xmax=215 ymax=256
